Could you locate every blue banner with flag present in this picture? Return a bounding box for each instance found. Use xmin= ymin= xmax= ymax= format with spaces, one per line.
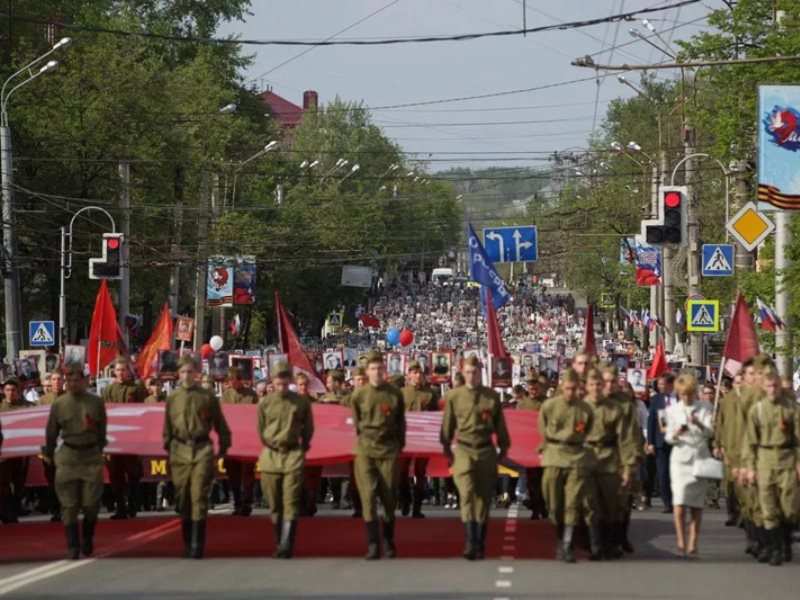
xmin=467 ymin=222 xmax=511 ymax=311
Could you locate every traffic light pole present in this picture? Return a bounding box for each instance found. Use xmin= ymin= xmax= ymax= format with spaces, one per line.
xmin=683 ymin=128 xmax=704 ymax=365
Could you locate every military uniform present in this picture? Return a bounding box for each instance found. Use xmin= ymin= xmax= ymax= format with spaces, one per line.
xmin=714 ymin=389 xmax=742 ymax=526
xmin=44 ymin=389 xmax=107 ymax=558
xmin=144 ymin=393 xmax=166 ymax=404
xmin=221 ymin=386 xmax=258 ymax=515
xmin=0 ymin=400 xmax=30 ymax=523
xmin=538 ymin=393 xmax=594 ymax=561
xmin=517 ymin=390 xmax=546 ymax=520
xmin=317 ymin=389 xmax=346 ymax=509
xmin=350 ymin=379 xmax=405 ymax=559
xmin=609 ymin=389 xmax=644 ymax=553
xmin=163 ymin=384 xmax=231 ymax=558
xmin=441 ymin=384 xmax=510 ymax=560
xmin=102 ymin=380 xmax=146 ymax=518
xmin=744 ymin=390 xmax=800 ymax=565
xmin=258 ymin=388 xmax=314 ymax=558
xmin=399 ymin=383 xmax=438 ymax=518
xmin=37 ymin=391 xmax=62 ymax=520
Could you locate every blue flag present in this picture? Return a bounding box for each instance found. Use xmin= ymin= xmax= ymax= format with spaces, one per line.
xmin=467 ymin=221 xmax=511 ymax=311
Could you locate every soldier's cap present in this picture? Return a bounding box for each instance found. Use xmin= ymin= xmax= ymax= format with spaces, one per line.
xmin=177 ymin=355 xmax=198 ymax=370
xmin=561 ymin=368 xmax=580 ymax=384
xmin=113 ymin=356 xmax=128 ymax=367
xmin=226 ymin=366 xmax=243 ymax=380
xmin=525 ymin=370 xmax=539 ymax=382
xmin=407 ymin=359 xmax=422 ymax=372
xmin=353 ymin=366 xmax=366 ymax=377
xmin=63 ymin=364 xmax=85 ymax=378
xmin=326 ymin=369 xmax=345 ymax=383
xmin=365 ymin=350 xmax=383 ymax=365
xmin=272 ymin=362 xmax=292 ymax=379
xmin=753 ymin=353 xmax=775 ymax=371
xmin=390 ymin=374 xmax=405 ymax=387
xmin=463 ymin=355 xmax=481 ymax=368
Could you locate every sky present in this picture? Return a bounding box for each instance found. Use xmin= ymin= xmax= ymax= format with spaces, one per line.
xmin=219 ymin=0 xmax=715 ymax=172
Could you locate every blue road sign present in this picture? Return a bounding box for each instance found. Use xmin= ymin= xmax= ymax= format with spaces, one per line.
xmin=482 ymin=226 xmax=538 ymax=263
xmin=686 ymin=300 xmax=720 ymax=333
xmin=29 ymin=320 xmax=55 ymax=347
xmin=701 ymin=244 xmax=734 ymax=277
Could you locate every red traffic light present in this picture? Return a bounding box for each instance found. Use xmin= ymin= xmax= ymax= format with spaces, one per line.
xmin=107 ymin=238 xmax=120 ymax=250
xmin=664 ymin=191 xmax=681 ymax=208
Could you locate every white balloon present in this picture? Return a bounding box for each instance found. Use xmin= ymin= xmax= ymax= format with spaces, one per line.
xmin=209 ymin=335 xmax=224 ymax=351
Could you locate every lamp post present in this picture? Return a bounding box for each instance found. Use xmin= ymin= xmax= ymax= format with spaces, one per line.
xmin=231 ymin=141 xmax=278 ymax=207
xmin=1 ymin=38 xmax=71 ymax=362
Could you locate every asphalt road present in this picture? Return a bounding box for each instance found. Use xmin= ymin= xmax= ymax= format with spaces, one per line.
xmin=0 ymin=506 xmax=796 ymax=600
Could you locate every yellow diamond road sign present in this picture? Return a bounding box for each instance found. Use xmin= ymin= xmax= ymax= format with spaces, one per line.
xmin=725 ymin=201 xmax=775 ymax=252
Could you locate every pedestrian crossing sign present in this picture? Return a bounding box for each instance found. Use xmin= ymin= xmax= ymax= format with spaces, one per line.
xmin=701 ymin=244 xmax=734 ymax=277
xmin=29 ymin=320 xmax=55 ymax=347
xmin=686 ymin=299 xmax=720 ymax=332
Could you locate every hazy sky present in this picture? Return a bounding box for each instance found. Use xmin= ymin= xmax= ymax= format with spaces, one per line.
xmin=220 ymin=0 xmax=714 ymax=171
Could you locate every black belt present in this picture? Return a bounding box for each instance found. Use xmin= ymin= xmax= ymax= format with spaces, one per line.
xmin=63 ymin=441 xmax=99 ymax=450
xmin=457 ymin=440 xmax=493 ymax=450
xmin=758 ymin=445 xmax=793 ymax=449
xmin=546 ymin=439 xmax=583 ymax=447
xmin=174 ymin=436 xmax=211 ymax=447
xmin=266 ymin=443 xmax=299 ymax=452
xmin=586 ymin=440 xmax=617 ymax=448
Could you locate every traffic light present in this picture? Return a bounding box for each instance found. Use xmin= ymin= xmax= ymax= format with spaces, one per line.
xmin=642 ymin=186 xmax=687 ymax=245
xmin=89 ymin=233 xmax=124 ymax=280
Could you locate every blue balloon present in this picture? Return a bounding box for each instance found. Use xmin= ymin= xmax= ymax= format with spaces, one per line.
xmin=386 ymin=328 xmax=400 ymax=346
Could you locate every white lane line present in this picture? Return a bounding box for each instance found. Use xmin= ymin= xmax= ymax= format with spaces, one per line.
xmin=493 ymin=597 xmax=510 ymax=600
xmin=498 ymin=566 xmax=514 ymax=574
xmin=495 ymin=580 xmax=512 ymax=588
xmin=500 ymin=555 xmax=515 ymax=561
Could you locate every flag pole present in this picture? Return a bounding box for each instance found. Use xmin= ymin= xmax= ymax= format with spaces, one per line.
xmin=713 ymin=356 xmax=726 ymax=421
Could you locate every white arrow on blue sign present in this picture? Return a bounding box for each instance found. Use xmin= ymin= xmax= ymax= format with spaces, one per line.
xmin=482 ymin=226 xmax=538 ymax=263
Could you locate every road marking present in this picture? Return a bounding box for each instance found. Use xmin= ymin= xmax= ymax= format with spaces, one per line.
xmin=500 ymin=555 xmax=515 ymax=561
xmin=498 ymin=566 xmax=514 ymax=574
xmin=495 ymin=580 xmax=512 ymax=588
xmin=0 ymin=518 xmax=180 ymax=596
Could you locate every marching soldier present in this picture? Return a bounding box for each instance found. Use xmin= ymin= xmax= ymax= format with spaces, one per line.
xmin=0 ymin=379 xmax=30 ymax=523
xmin=538 ymin=368 xmax=594 ymax=563
xmin=714 ymin=374 xmax=742 ymax=527
xmin=350 ymin=351 xmax=405 ymax=560
xmin=744 ymin=367 xmax=799 ymax=566
xmin=518 ymin=372 xmax=548 ymax=520
xmin=258 ymin=363 xmax=314 ymax=559
xmin=163 ymin=356 xmax=231 ymax=559
xmin=298 ymin=373 xmax=323 ymax=517
xmin=38 ymin=370 xmax=65 ymax=521
xmin=441 ymin=355 xmax=510 ymax=561
xmin=44 ymin=365 xmax=107 ymax=559
xmin=102 ymin=358 xmax=146 ymax=519
xmin=221 ymin=367 xmax=258 ymax=516
xmin=144 ymin=376 xmax=166 ymax=403
xmin=319 ymin=370 xmax=346 ymax=509
xmin=399 ymin=360 xmax=439 ymax=518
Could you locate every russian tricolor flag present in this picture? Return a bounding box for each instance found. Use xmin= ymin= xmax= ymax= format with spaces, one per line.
xmin=756 ymin=298 xmax=783 ymax=331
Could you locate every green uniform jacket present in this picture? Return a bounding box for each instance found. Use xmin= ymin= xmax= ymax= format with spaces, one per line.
xmin=38 ymin=391 xmax=59 ymax=406
xmin=221 ymin=387 xmax=258 ymax=405
xmin=102 ymin=381 xmax=146 ymax=404
xmin=744 ymin=391 xmax=800 ymax=471
xmin=441 ymin=385 xmax=511 ymax=459
xmin=585 ymin=396 xmax=636 ymax=477
xmin=538 ymin=394 xmax=594 ymax=469
xmin=350 ymin=382 xmax=406 ymax=459
xmin=729 ymin=386 xmax=762 ymax=467
xmin=318 ymin=391 xmax=344 ymax=405
xmin=609 ymin=391 xmax=644 ymax=464
xmin=44 ymin=391 xmax=107 ymax=466
xmin=163 ymin=385 xmax=232 ymax=460
xmin=402 ymin=385 xmax=439 ymax=412
xmin=144 ymin=393 xmax=165 ymax=404
xmin=257 ymin=390 xmax=314 ymax=473
xmin=714 ymin=390 xmax=740 ymax=466
xmin=517 ymin=394 xmax=543 ymax=411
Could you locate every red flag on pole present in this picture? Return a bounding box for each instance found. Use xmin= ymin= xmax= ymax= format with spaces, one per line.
xmin=275 ymin=291 xmax=326 ymax=394
xmin=721 ymin=290 xmax=760 ymax=375
xmin=485 ymin=287 xmax=509 ymax=358
xmin=647 ymin=335 xmax=668 ymax=380
xmin=134 ymin=303 xmax=174 ymax=380
xmin=583 ymin=303 xmax=597 ymax=356
xmin=88 ymin=280 xmax=127 ymax=376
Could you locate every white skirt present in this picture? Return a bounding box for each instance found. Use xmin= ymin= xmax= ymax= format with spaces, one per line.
xmin=669 ymin=455 xmax=708 ymax=508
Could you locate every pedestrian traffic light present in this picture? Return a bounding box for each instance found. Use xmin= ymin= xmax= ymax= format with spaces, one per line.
xmin=89 ymin=233 xmax=124 ymax=280
xmin=642 ymin=186 xmax=687 ymax=245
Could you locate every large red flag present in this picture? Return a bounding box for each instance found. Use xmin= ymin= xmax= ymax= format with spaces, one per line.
xmin=583 ymin=303 xmax=597 ymax=356
xmin=647 ymin=335 xmax=668 ymax=380
xmin=722 ymin=291 xmax=760 ymax=375
xmin=134 ymin=303 xmax=174 ymax=379
xmin=275 ymin=291 xmax=326 ymax=394
xmin=485 ymin=287 xmax=509 ymax=358
xmin=88 ymin=280 xmax=127 ymax=376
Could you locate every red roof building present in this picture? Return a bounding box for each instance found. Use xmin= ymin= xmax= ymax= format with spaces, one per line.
xmin=258 ymin=87 xmax=318 ymax=131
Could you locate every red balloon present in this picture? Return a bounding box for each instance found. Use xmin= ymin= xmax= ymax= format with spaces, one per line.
xmin=200 ymin=343 xmax=213 ymax=359
xmin=399 ymin=329 xmax=414 ymax=347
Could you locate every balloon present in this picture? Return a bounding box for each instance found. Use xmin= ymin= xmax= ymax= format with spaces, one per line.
xmin=209 ymin=335 xmax=224 ymax=352
xmin=399 ymin=329 xmax=414 ymax=347
xmin=200 ymin=344 xmax=213 ymax=359
xmin=386 ymin=328 xmax=400 ymax=346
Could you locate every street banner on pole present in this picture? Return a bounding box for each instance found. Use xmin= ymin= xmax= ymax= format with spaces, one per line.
xmin=757 ymin=84 xmax=800 ymax=210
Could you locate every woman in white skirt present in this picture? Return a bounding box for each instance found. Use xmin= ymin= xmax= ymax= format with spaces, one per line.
xmin=665 ymin=374 xmax=714 ymax=558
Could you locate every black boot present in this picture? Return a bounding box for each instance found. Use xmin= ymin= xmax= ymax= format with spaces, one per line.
xmin=605 ymin=522 xmax=623 ymax=559
xmin=784 ymin=524 xmax=793 ymax=563
xmin=189 ymin=520 xmax=206 ymax=559
xmin=462 ymin=522 xmax=477 ymax=560
xmin=744 ymin=521 xmax=758 ymax=556
xmin=383 ymin=520 xmax=396 ymax=559
xmin=399 ymin=486 xmax=411 ymax=517
xmin=110 ymin=491 xmax=128 ymax=520
xmin=588 ymin=524 xmax=603 ymax=561
xmin=365 ymin=521 xmax=380 ymax=560
xmin=271 ymin=521 xmax=283 ymax=558
xmin=561 ymin=525 xmax=576 ymax=563
xmin=555 ymin=524 xmax=565 ymax=561
xmin=277 ymin=521 xmax=296 ymax=559
xmin=412 ymin=493 xmax=425 ymax=519
xmin=231 ymin=487 xmax=243 ymax=515
xmin=757 ymin=527 xmax=772 ymax=563
xmin=127 ymin=482 xmax=140 ymax=518
xmin=620 ymin=513 xmax=634 ymax=553
xmin=476 ymin=521 xmax=487 ymax=560
xmin=181 ymin=520 xmax=192 ymax=558
xmin=82 ymin=517 xmax=97 ymax=557
xmin=65 ymin=524 xmax=80 ymax=560
xmin=769 ymin=527 xmax=783 ymax=566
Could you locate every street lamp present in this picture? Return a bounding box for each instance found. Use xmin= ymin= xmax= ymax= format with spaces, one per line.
xmin=641 ymin=19 xmax=678 ymax=58
xmin=339 ymin=163 xmax=360 ymax=184
xmin=219 ymin=103 xmax=237 ymax=114
xmin=629 ymin=28 xmax=675 ymax=59
xmin=231 ymin=141 xmax=279 ymax=205
xmin=1 ymin=38 xmax=71 ymax=361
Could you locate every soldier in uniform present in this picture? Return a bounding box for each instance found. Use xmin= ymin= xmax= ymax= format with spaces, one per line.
xmin=441 ymin=355 xmax=510 ymax=561
xmin=518 ymin=371 xmax=548 ymax=519
xmin=38 ymin=370 xmax=65 ymax=521
xmin=0 ymin=379 xmax=30 ymax=523
xmin=399 ymin=360 xmax=439 ymax=518
xmin=298 ymin=373 xmax=323 ymax=517
xmin=714 ymin=374 xmax=742 ymax=527
xmin=350 ymin=351 xmax=405 ymax=560
xmin=538 ymin=368 xmax=594 ymax=563
xmin=258 ymin=362 xmax=314 ymax=559
xmin=163 ymin=356 xmax=231 ymax=559
xmin=342 ymin=368 xmax=366 ymax=518
xmin=319 ymin=370 xmax=346 ymax=509
xmin=744 ymin=367 xmax=799 ymax=566
xmin=144 ymin=376 xmax=166 ymax=403
xmin=102 ymin=358 xmax=146 ymax=519
xmin=221 ymin=367 xmax=258 ymax=516
xmin=43 ymin=365 xmax=106 ymax=559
